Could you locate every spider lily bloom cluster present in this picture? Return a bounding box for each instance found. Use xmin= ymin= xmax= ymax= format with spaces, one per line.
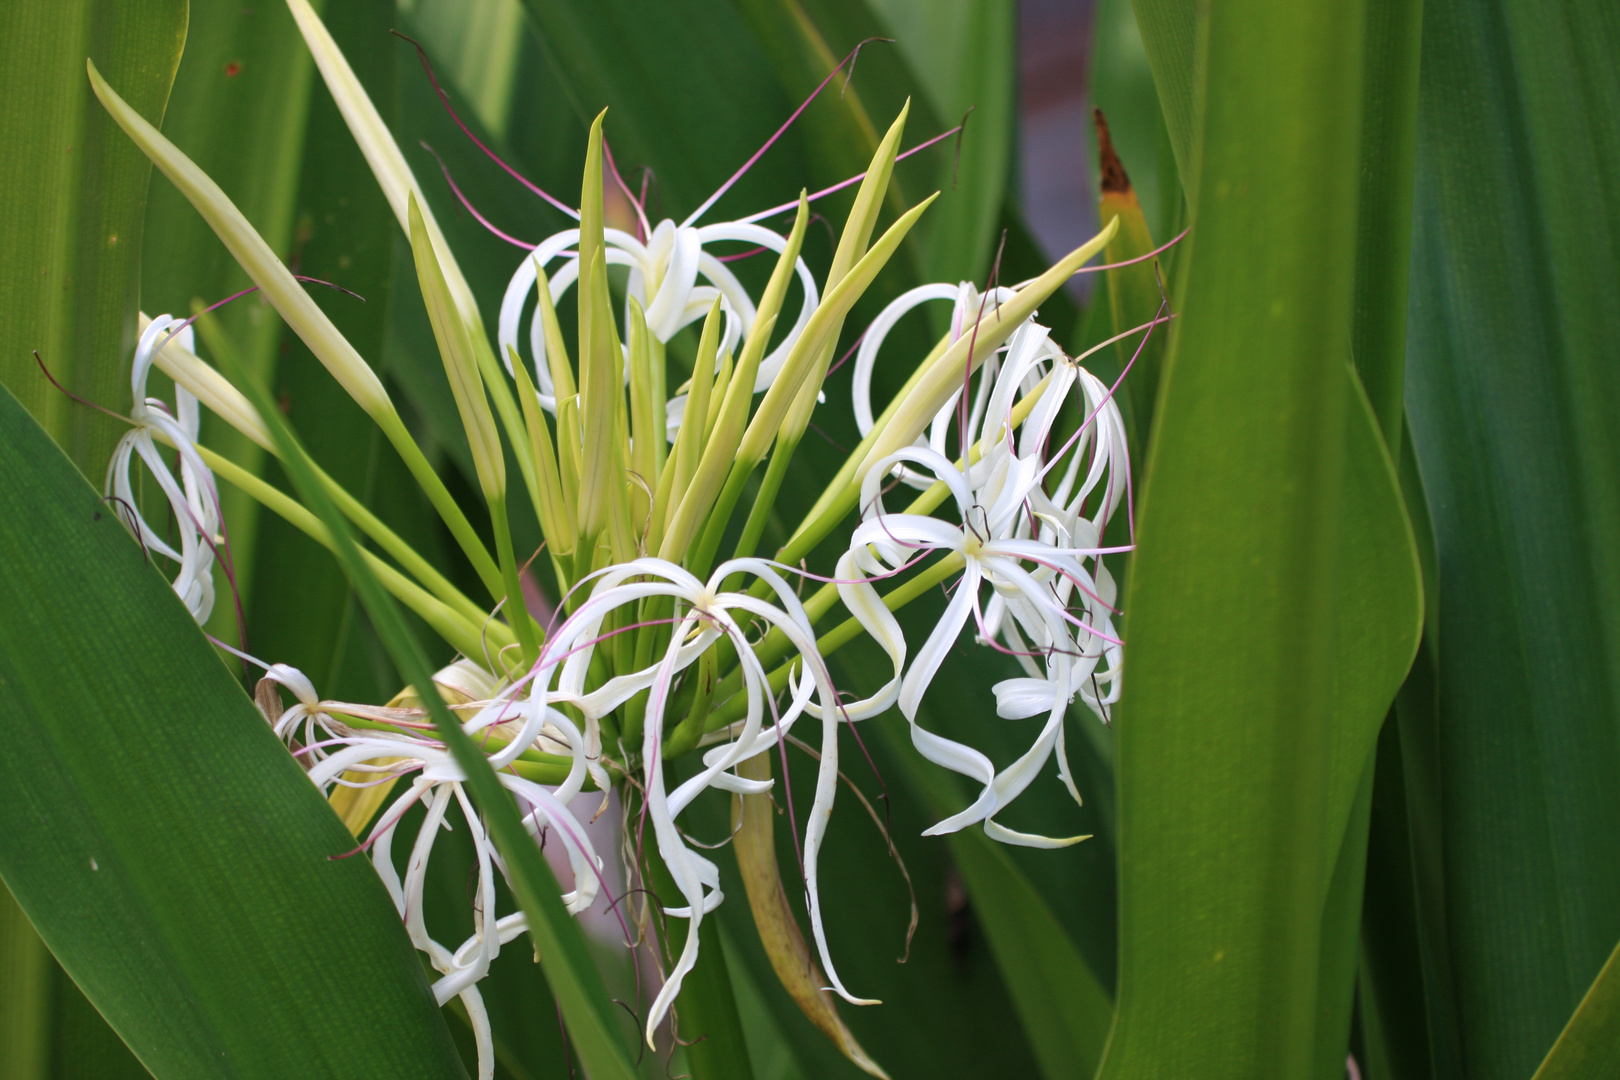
xmin=88 ymin=2 xmax=1137 ymax=1074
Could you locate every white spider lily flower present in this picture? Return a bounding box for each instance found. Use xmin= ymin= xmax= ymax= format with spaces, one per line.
xmin=971 ymin=323 xmax=1130 ymax=732
xmin=852 ymin=281 xmax=1019 ymax=490
xmin=268 ymin=662 xmax=604 ymax=1080
xmin=851 ymin=443 xmax=1120 ymax=847
xmin=104 ymin=314 xmax=221 ymax=624
xmin=537 ymin=555 xmax=898 ymax=1042
xmin=497 ymin=220 xmax=819 ymax=427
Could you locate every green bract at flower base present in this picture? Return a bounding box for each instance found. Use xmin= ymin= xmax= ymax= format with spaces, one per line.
xmin=88 ymin=9 xmax=1130 ymax=1075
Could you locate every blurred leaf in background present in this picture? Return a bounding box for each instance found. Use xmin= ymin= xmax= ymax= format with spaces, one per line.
xmin=1401 ymin=0 xmax=1620 ymax=1077
xmin=0 ymin=0 xmax=186 ymax=475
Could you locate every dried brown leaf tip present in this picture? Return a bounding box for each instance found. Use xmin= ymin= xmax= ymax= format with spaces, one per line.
xmin=1093 ymin=107 xmax=1133 ymax=196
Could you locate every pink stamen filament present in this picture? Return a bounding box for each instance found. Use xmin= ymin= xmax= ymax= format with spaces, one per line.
xmin=716 ymin=245 xmax=769 ymax=263
xmin=33 ymin=351 xmax=134 ymax=425
xmin=392 ymin=30 xmax=578 ymax=220
xmin=159 ymin=275 xmax=366 ymax=358
xmin=682 ymin=38 xmax=892 ymax=228
xmin=737 ymin=124 xmax=966 ymax=226
xmin=825 ymin=326 xmax=870 ymax=378
xmin=1033 ymin=309 xmax=1176 ymax=489
xmin=420 ymin=140 xmax=537 ymax=250
xmin=602 ymin=136 xmax=652 ymax=242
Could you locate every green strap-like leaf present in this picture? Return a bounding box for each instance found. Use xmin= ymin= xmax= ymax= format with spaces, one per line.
xmin=1124 ymin=0 xmax=1196 ymax=199
xmin=1348 ymin=0 xmax=1424 ymax=450
xmin=516 ymin=0 xmax=801 ymax=214
xmin=866 ymin=0 xmax=1015 ymax=290
xmin=0 ymin=382 xmax=468 ymax=1079
xmin=833 ymin=640 xmax=1116 ymax=1080
xmin=944 ymin=830 xmax=1112 ymax=1078
xmin=1097 ymin=0 xmax=1424 ymax=1073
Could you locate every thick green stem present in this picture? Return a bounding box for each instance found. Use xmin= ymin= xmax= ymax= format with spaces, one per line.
xmin=620 ymin=593 xmax=674 ymax=749
xmin=730 ymin=433 xmax=798 ymax=571
xmin=664 ymin=646 xmax=717 ymax=760
xmin=689 ymin=458 xmax=758 ymax=578
xmin=489 ymin=493 xmax=540 ymax=670
xmin=374 ymin=409 xmax=502 ymax=601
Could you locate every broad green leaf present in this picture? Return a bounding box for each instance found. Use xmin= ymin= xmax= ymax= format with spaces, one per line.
xmin=1090 ymin=0 xmax=1180 ymax=244
xmin=1348 ymin=0 xmax=1424 ymax=449
xmin=399 ymin=0 xmax=527 ymax=142
xmin=1124 ymin=0 xmax=1195 ymax=199
xmin=815 ymin=637 xmax=1116 ymax=1079
xmin=0 ymin=0 xmax=185 ymax=478
xmin=713 ymin=0 xmax=929 ymax=230
xmin=720 ymin=923 xmax=813 ymax=1080
xmin=1532 ymin=936 xmax=1620 ymax=1080
xmin=1358 ymin=723 xmax=1437 ymax=1080
xmin=1322 ymin=379 xmax=1424 ymax=901
xmin=45 ymin=968 xmax=155 ymax=1080
xmin=1096 ymin=0 xmax=1402 ymax=1074
xmin=1401 ymin=0 xmax=1620 ymax=1075
xmin=699 ymin=717 xmax=1048 ymax=1080
xmin=1337 ymin=10 xmax=1427 ymax=1067
xmin=729 ymin=0 xmax=1030 ymax=347
xmin=1362 ymin=429 xmax=1468 ymax=1080
xmin=944 ymin=827 xmax=1111 ymax=1078
xmin=1124 ymin=0 xmax=1423 ymax=447
xmin=0 ymin=382 xmax=468 ymax=1079
xmin=1314 ymin=765 xmax=1376 ymax=1079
